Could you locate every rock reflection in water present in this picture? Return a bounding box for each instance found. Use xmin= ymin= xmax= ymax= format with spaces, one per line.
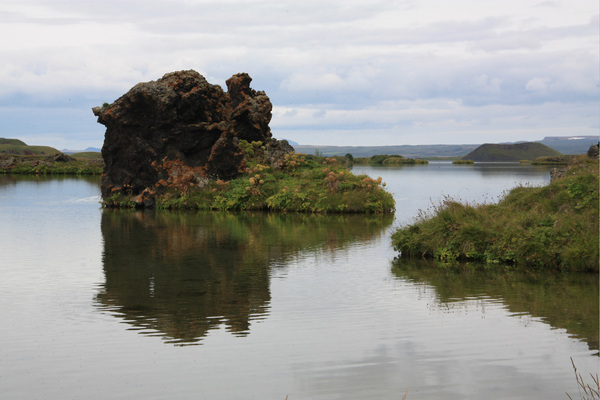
xmin=96 ymin=210 xmax=392 ymax=345
xmin=392 ymin=259 xmax=599 ymax=352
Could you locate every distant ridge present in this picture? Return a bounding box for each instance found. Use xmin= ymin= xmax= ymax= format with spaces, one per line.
xmin=63 ymin=147 xmax=101 ymax=154
xmin=462 ymin=142 xmax=562 ymax=162
xmin=293 ymin=144 xmax=479 ymax=158
xmin=539 ymin=136 xmax=598 ymax=155
xmin=293 ymin=136 xmax=598 ymax=158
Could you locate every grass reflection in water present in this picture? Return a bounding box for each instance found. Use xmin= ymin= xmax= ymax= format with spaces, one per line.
xmin=391 ymin=259 xmax=599 ymax=352
xmin=96 ymin=209 xmax=393 ymax=345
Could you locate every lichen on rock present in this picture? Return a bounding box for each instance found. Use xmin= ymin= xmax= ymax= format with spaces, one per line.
xmin=93 ymin=70 xmax=288 ymax=207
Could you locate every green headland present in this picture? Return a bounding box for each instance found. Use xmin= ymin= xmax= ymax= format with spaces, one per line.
xmin=392 ymin=153 xmax=599 ymax=271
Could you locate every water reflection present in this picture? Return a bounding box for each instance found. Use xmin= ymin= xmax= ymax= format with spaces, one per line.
xmin=355 ymin=161 xmax=553 ymax=178
xmin=0 ymin=174 xmax=18 ymax=188
xmin=391 ymin=259 xmax=599 ymax=352
xmin=96 ymin=210 xmax=393 ymax=345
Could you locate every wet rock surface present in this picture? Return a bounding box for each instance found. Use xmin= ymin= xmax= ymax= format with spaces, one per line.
xmin=93 ymin=70 xmax=287 ymax=207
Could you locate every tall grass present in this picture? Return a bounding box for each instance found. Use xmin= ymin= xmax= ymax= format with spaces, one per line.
xmin=566 ymin=357 xmax=600 ymax=400
xmin=391 ymin=155 xmax=598 ymax=271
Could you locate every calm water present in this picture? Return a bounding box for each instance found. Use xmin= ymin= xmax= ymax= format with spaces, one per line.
xmin=0 ymin=163 xmax=597 ymax=400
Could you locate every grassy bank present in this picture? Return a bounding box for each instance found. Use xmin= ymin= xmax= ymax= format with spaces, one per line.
xmin=0 ymin=154 xmax=103 ymax=175
xmin=391 ymin=155 xmax=599 ymax=271
xmin=531 ymin=155 xmax=574 ymax=165
xmin=108 ymin=141 xmax=395 ymax=214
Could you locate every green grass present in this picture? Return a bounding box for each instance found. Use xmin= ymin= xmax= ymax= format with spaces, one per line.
xmin=107 ymin=141 xmax=396 ymax=214
xmin=391 ymin=155 xmax=599 ymax=271
xmin=532 ymin=155 xmax=574 ymax=165
xmin=0 ymin=138 xmax=27 ymax=146
xmin=452 ymin=159 xmax=474 ymax=165
xmin=71 ymin=151 xmax=102 ymax=160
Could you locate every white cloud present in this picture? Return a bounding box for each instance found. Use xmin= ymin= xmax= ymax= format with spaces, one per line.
xmin=525 ymin=77 xmax=550 ymax=93
xmin=0 ymin=0 xmax=597 ymax=148
xmin=281 ymin=72 xmax=345 ymax=92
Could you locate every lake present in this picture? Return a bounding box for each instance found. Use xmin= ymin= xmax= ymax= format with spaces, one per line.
xmin=0 ymin=163 xmax=597 ymax=400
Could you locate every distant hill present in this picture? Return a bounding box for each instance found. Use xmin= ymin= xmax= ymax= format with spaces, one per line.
xmin=539 ymin=136 xmax=598 ymax=155
xmin=462 ymin=142 xmax=562 ymax=162
xmin=0 ymin=138 xmax=27 ymax=146
xmin=0 ymin=138 xmax=61 ymax=156
xmin=63 ymin=147 xmax=102 ymax=155
xmin=293 ymin=144 xmax=478 ymax=158
xmin=292 ymin=136 xmax=598 ymax=158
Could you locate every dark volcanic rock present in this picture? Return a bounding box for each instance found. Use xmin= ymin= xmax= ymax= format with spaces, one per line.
xmin=46 ymin=153 xmax=75 ymax=163
xmin=93 ymin=70 xmax=283 ymax=206
xmin=587 ymin=143 xmax=599 ymax=158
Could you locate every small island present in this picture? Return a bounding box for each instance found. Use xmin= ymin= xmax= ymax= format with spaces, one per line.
xmin=353 ymin=154 xmax=428 ymax=165
xmin=452 ymin=159 xmax=474 ymax=165
xmin=92 ymin=70 xmax=394 ymax=213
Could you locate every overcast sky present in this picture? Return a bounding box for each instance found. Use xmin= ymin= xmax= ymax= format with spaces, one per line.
xmin=1 ymin=0 xmax=598 ymax=149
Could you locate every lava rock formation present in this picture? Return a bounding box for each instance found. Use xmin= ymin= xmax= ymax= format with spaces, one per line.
xmin=93 ymin=70 xmax=290 ymax=207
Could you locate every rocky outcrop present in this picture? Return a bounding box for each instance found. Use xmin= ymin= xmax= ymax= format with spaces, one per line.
xmin=0 ymin=152 xmax=77 ymax=170
xmin=0 ymin=155 xmax=16 ymax=169
xmin=587 ymin=143 xmax=599 ymax=158
xmin=93 ymin=70 xmax=287 ymax=207
xmin=47 ymin=153 xmax=75 ymax=163
xmin=550 ymin=167 xmax=566 ymax=182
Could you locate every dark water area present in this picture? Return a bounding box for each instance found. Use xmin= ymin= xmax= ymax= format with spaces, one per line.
xmin=0 ymin=164 xmax=597 ymax=400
